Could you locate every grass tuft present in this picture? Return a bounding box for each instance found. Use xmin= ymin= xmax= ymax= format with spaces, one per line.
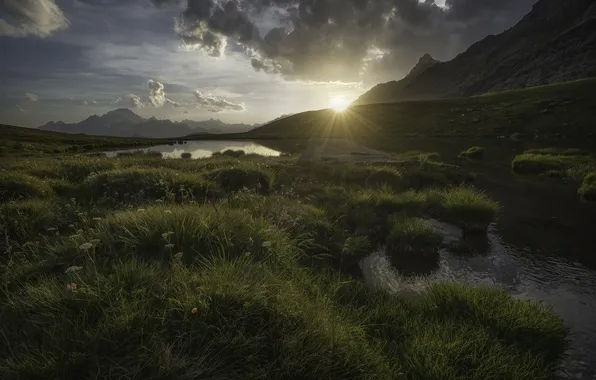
xmin=578 ymin=172 xmax=596 ymax=201
xmin=0 ymin=172 xmax=54 ymax=202
xmin=386 ymin=217 xmax=443 ymax=256
xmin=459 ymin=146 xmax=485 ymax=160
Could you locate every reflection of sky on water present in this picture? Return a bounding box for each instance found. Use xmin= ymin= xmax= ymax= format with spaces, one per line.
xmin=105 ymin=140 xmax=281 ymax=158
xmin=361 ymin=224 xmax=596 ymax=379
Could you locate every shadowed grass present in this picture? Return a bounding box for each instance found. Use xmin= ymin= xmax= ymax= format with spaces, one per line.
xmin=432 ymin=186 xmax=499 ymax=231
xmin=512 ymin=150 xmax=596 ymax=179
xmin=386 ymin=217 xmax=443 ymax=256
xmin=88 ymin=205 xmax=298 ymax=265
xmin=0 ymin=172 xmax=54 ymax=203
xmin=76 ymin=167 xmax=219 ymax=205
xmin=208 ymin=166 xmax=274 ymax=194
xmin=0 ymin=199 xmax=59 ymax=240
xmin=459 ymin=146 xmax=485 ymax=160
xmin=578 ymin=172 xmax=596 ymax=202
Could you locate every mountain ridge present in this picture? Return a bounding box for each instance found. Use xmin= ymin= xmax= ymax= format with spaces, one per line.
xmin=354 ymin=0 xmax=596 ymax=105
xmin=39 ymin=109 xmax=257 ymax=138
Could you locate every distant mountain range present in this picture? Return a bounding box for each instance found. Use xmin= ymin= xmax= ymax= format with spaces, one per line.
xmin=354 ymin=0 xmax=596 ymax=105
xmin=39 ymin=109 xmax=258 ymax=138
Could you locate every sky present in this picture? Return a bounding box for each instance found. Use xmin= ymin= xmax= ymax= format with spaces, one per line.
xmin=0 ymin=0 xmax=537 ymax=128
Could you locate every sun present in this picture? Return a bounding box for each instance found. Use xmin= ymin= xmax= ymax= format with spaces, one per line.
xmin=328 ymin=96 xmax=351 ymax=112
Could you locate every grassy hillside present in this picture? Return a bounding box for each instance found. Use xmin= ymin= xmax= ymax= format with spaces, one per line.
xmin=0 ymin=152 xmax=567 ymax=379
xmin=0 ymin=124 xmax=178 ymax=156
xmin=241 ymin=78 xmax=596 ymax=144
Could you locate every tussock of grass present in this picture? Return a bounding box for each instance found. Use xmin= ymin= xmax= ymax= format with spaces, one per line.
xmin=386 ymin=217 xmax=442 ymax=256
xmin=83 ymin=205 xmax=297 ymax=265
xmin=221 ymin=149 xmax=246 ymax=157
xmin=342 ymin=236 xmax=372 ymax=258
xmin=578 ymin=172 xmax=596 ymax=201
xmin=77 ymin=168 xmax=218 ymax=204
xmin=0 ymin=199 xmax=59 ymax=239
xmin=459 ymin=146 xmax=485 ymax=160
xmin=512 ymin=150 xmax=595 ymax=178
xmin=432 ymin=186 xmax=499 ymax=231
xmin=0 ymin=172 xmax=53 ymax=202
xmin=208 ymin=167 xmax=273 ymax=194
xmin=180 ymin=152 xmax=192 ymax=159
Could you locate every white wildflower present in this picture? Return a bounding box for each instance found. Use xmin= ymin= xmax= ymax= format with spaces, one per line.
xmin=79 ymin=243 xmax=93 ymax=250
xmin=165 ymin=243 xmax=175 ymax=249
xmin=261 ymin=241 xmax=272 ymax=248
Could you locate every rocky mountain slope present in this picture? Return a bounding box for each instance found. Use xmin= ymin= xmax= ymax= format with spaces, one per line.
xmin=39 ymin=109 xmax=255 ymax=138
xmin=355 ymin=0 xmax=596 ymax=105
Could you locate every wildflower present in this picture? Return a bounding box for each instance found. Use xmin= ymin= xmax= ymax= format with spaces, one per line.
xmin=165 ymin=243 xmax=175 ymax=249
xmin=261 ymin=241 xmax=272 ymax=248
xmin=65 ymin=266 xmax=83 ymax=274
xmin=191 ymin=307 xmax=198 ymax=314
xmin=89 ymin=239 xmax=100 ymax=245
xmin=70 ymin=234 xmax=82 ymax=239
xmin=164 ymin=210 xmax=172 ymax=214
xmin=173 ymin=252 xmax=183 ymax=260
xmin=69 ymin=224 xmax=75 ymax=228
xmin=156 ymin=199 xmax=164 ymax=203
xmin=79 ymin=243 xmax=93 ymax=250
xmin=92 ymin=217 xmax=102 ymax=222
xmin=244 ymin=251 xmax=251 ymax=257
xmin=162 ymin=231 xmax=174 ymax=239
xmin=66 ymin=283 xmax=78 ymax=291
xmin=137 ymin=208 xmax=146 ymax=212
xmin=47 ymin=227 xmax=57 ymax=232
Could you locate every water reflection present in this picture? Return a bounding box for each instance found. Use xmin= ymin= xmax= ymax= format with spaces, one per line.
xmin=361 ymin=224 xmax=596 ymax=379
xmin=105 ymin=140 xmax=281 ymax=158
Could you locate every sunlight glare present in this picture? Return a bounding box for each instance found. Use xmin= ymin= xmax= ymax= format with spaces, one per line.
xmin=328 ymin=96 xmax=351 ymax=112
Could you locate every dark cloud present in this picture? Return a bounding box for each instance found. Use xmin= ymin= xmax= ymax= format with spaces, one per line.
xmin=0 ymin=0 xmax=69 ymax=37
xmin=193 ymin=91 xmax=246 ymax=112
xmin=170 ymin=0 xmax=536 ymax=82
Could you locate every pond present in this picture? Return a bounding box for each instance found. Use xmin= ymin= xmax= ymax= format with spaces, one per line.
xmin=361 ymin=224 xmax=596 ymax=379
xmin=105 ymin=140 xmax=281 ymax=158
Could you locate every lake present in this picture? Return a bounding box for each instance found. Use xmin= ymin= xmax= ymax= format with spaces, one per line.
xmin=105 ymin=140 xmax=281 ymax=158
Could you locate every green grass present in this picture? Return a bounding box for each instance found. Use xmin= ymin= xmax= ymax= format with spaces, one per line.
xmin=76 ymin=167 xmax=218 ymax=205
xmin=386 ymin=217 xmax=443 ymax=256
xmin=0 ymin=153 xmax=567 ymax=379
xmin=512 ymin=150 xmax=596 ymax=178
xmin=459 ymin=146 xmax=485 ymax=160
xmin=0 ymin=199 xmax=60 ymax=240
xmin=0 ymin=171 xmax=54 ymax=202
xmin=578 ymin=172 xmax=596 ymax=202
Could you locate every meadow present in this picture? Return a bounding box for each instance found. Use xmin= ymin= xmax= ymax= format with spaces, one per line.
xmin=0 ymin=151 xmax=568 ymax=379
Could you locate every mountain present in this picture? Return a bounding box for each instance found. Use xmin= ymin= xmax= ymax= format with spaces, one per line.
xmin=39 ymin=109 xmax=256 ymax=138
xmin=354 ymin=0 xmax=596 ymax=105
